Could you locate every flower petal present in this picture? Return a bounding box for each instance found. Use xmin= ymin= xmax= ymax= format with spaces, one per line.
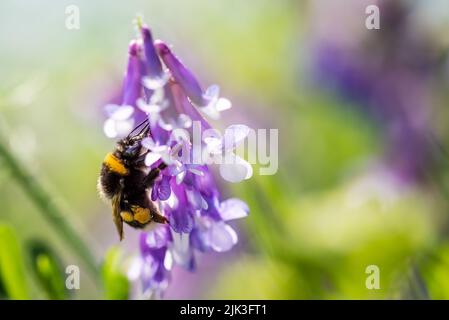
xmin=115 ymin=119 xmax=135 ymax=137
xmin=176 ymin=170 xmax=186 ymax=185
xmin=206 ymin=222 xmax=238 ymax=252
xmin=140 ymin=25 xmax=164 ymax=78
xmin=223 ymin=124 xmax=249 ymax=151
xmin=155 ymin=40 xmax=206 ymax=106
xmin=163 ymin=251 xmax=173 ymax=270
xmin=104 ymin=104 xmax=121 ymax=117
xmin=177 ymin=114 xmax=192 ymax=129
xmin=145 ymin=152 xmax=162 ymax=167
xmin=216 ymin=97 xmax=232 ymax=111
xmin=219 ymin=154 xmax=253 ymax=183
xmin=185 ymin=189 xmax=203 ymax=210
xmin=169 ymin=209 xmax=193 ymax=233
xmin=137 ymin=98 xmax=163 ymax=114
xmin=103 ymin=119 xmax=118 ymax=138
xmin=203 ymin=84 xmax=220 ymax=101
xmin=219 ymin=198 xmax=249 ymax=221
xmin=145 ymin=227 xmax=171 ymax=249
xmin=142 ymin=74 xmax=170 ymax=91
xmin=111 ymin=105 xmax=134 ymax=120
xmin=170 ymin=231 xmax=195 ymax=271
xmin=204 ymin=136 xmax=223 ymax=155
xmin=199 ymin=103 xmax=220 ymax=120
xmin=158 ymin=176 xmax=172 ymax=200
xmin=141 ymin=137 xmax=156 ymax=149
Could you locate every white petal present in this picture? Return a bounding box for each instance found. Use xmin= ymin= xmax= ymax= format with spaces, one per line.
xmin=164 ymin=191 xmax=178 ymax=208
xmin=176 ymin=170 xmax=186 ymax=185
xmin=203 ymin=84 xmax=220 ymax=101
xmin=152 ymin=145 xmax=170 ymax=154
xmin=149 ymin=87 xmax=166 ymax=104
xmin=161 ymin=151 xmax=177 ymax=166
xmin=204 ymin=136 xmax=223 ymax=155
xmin=142 ymin=73 xmax=170 ymax=90
xmin=137 ymin=98 xmax=163 ymax=114
xmin=220 ymin=198 xmax=249 ymax=221
xmin=158 ymin=117 xmax=174 ymax=131
xmin=103 ymin=119 xmax=118 ymax=138
xmin=170 ymin=231 xmax=192 ymax=268
xmin=171 ymin=128 xmax=190 ymax=143
xmin=163 ymin=251 xmax=173 ymax=270
xmin=188 ymin=167 xmax=204 ymax=176
xmin=216 ymin=97 xmax=232 ymax=111
xmin=200 ymin=104 xmax=220 ymax=120
xmin=118 ymin=120 xmax=135 ymax=137
xmin=111 ymin=105 xmax=134 ymax=120
xmin=219 ymin=154 xmax=253 ymax=183
xmin=207 ymin=222 xmax=238 ymax=252
xmin=185 ymin=189 xmax=203 ymax=209
xmin=201 ymin=197 xmax=209 ymax=210
xmin=104 ymin=104 xmax=121 ymax=116
xmin=145 ymin=152 xmax=162 ymax=166
xmin=141 ymin=137 xmax=156 ymax=150
xmin=241 ymin=156 xmax=253 ymax=180
xmin=223 ymin=124 xmax=250 ymax=151
xmin=177 ymin=114 xmax=192 ymax=128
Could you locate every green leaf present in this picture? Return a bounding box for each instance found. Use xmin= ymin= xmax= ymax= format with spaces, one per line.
xmin=27 ymin=240 xmax=67 ymax=300
xmin=102 ymin=247 xmax=129 ymax=300
xmin=0 ymin=224 xmax=29 ymax=299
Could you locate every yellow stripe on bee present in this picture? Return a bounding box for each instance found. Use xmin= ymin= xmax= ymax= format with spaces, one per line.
xmin=104 ymin=153 xmax=128 ymax=175
xmin=132 ymin=206 xmax=151 ymax=224
xmin=120 ymin=211 xmax=134 ymax=222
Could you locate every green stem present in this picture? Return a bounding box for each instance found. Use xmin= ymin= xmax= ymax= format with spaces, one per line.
xmin=0 ymin=135 xmax=99 ymax=279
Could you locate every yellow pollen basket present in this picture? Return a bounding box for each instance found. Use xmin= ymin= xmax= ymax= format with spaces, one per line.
xmin=120 ymin=211 xmax=134 ymax=222
xmin=132 ymin=206 xmax=151 ymax=224
xmin=104 ymin=153 xmax=128 ymax=175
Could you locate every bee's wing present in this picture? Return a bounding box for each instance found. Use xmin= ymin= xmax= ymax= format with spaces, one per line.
xmin=112 ymin=192 xmax=124 ymax=241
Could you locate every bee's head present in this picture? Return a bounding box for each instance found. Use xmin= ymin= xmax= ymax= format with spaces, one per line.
xmin=117 ymin=137 xmax=142 ymax=161
xmin=115 ymin=119 xmax=150 ymax=163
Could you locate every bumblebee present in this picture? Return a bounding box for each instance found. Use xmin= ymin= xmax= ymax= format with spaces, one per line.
xmin=98 ymin=119 xmax=167 ymax=240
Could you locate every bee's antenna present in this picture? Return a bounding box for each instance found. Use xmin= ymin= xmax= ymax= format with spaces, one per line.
xmin=127 ymin=118 xmax=149 ymax=138
xmin=135 ymin=122 xmax=150 ymax=138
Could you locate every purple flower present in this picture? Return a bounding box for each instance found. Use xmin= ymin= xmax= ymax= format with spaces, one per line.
xmin=106 ymin=20 xmax=251 ymax=298
xmin=155 ymin=40 xmax=232 ymax=120
xmin=154 ymin=40 xmax=206 ymax=106
xmin=103 ymin=41 xmax=146 ymax=138
xmin=140 ymin=25 xmax=163 ymax=80
xmin=128 ymin=228 xmax=173 ymax=298
xmin=191 ymin=198 xmax=249 ymax=252
xmin=151 ymin=173 xmax=172 ymax=201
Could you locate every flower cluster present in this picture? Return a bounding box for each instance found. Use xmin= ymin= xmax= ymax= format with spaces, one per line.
xmin=103 ymin=20 xmax=250 ymax=297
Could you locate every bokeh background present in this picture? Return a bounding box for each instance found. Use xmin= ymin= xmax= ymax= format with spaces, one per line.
xmin=1 ymin=0 xmax=449 ymax=299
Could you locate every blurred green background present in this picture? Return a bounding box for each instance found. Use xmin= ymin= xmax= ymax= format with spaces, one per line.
xmin=1 ymin=0 xmax=449 ymax=299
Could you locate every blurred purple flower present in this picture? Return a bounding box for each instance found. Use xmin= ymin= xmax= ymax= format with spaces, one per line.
xmin=311 ymin=1 xmax=445 ymax=182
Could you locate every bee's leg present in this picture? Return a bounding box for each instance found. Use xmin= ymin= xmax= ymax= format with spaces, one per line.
xmin=152 ymin=211 xmax=168 ymax=224
xmin=146 ymin=196 xmax=169 ymax=224
xmin=143 ymin=162 xmax=168 ymax=187
xmin=143 ymin=168 xmax=161 ymax=187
